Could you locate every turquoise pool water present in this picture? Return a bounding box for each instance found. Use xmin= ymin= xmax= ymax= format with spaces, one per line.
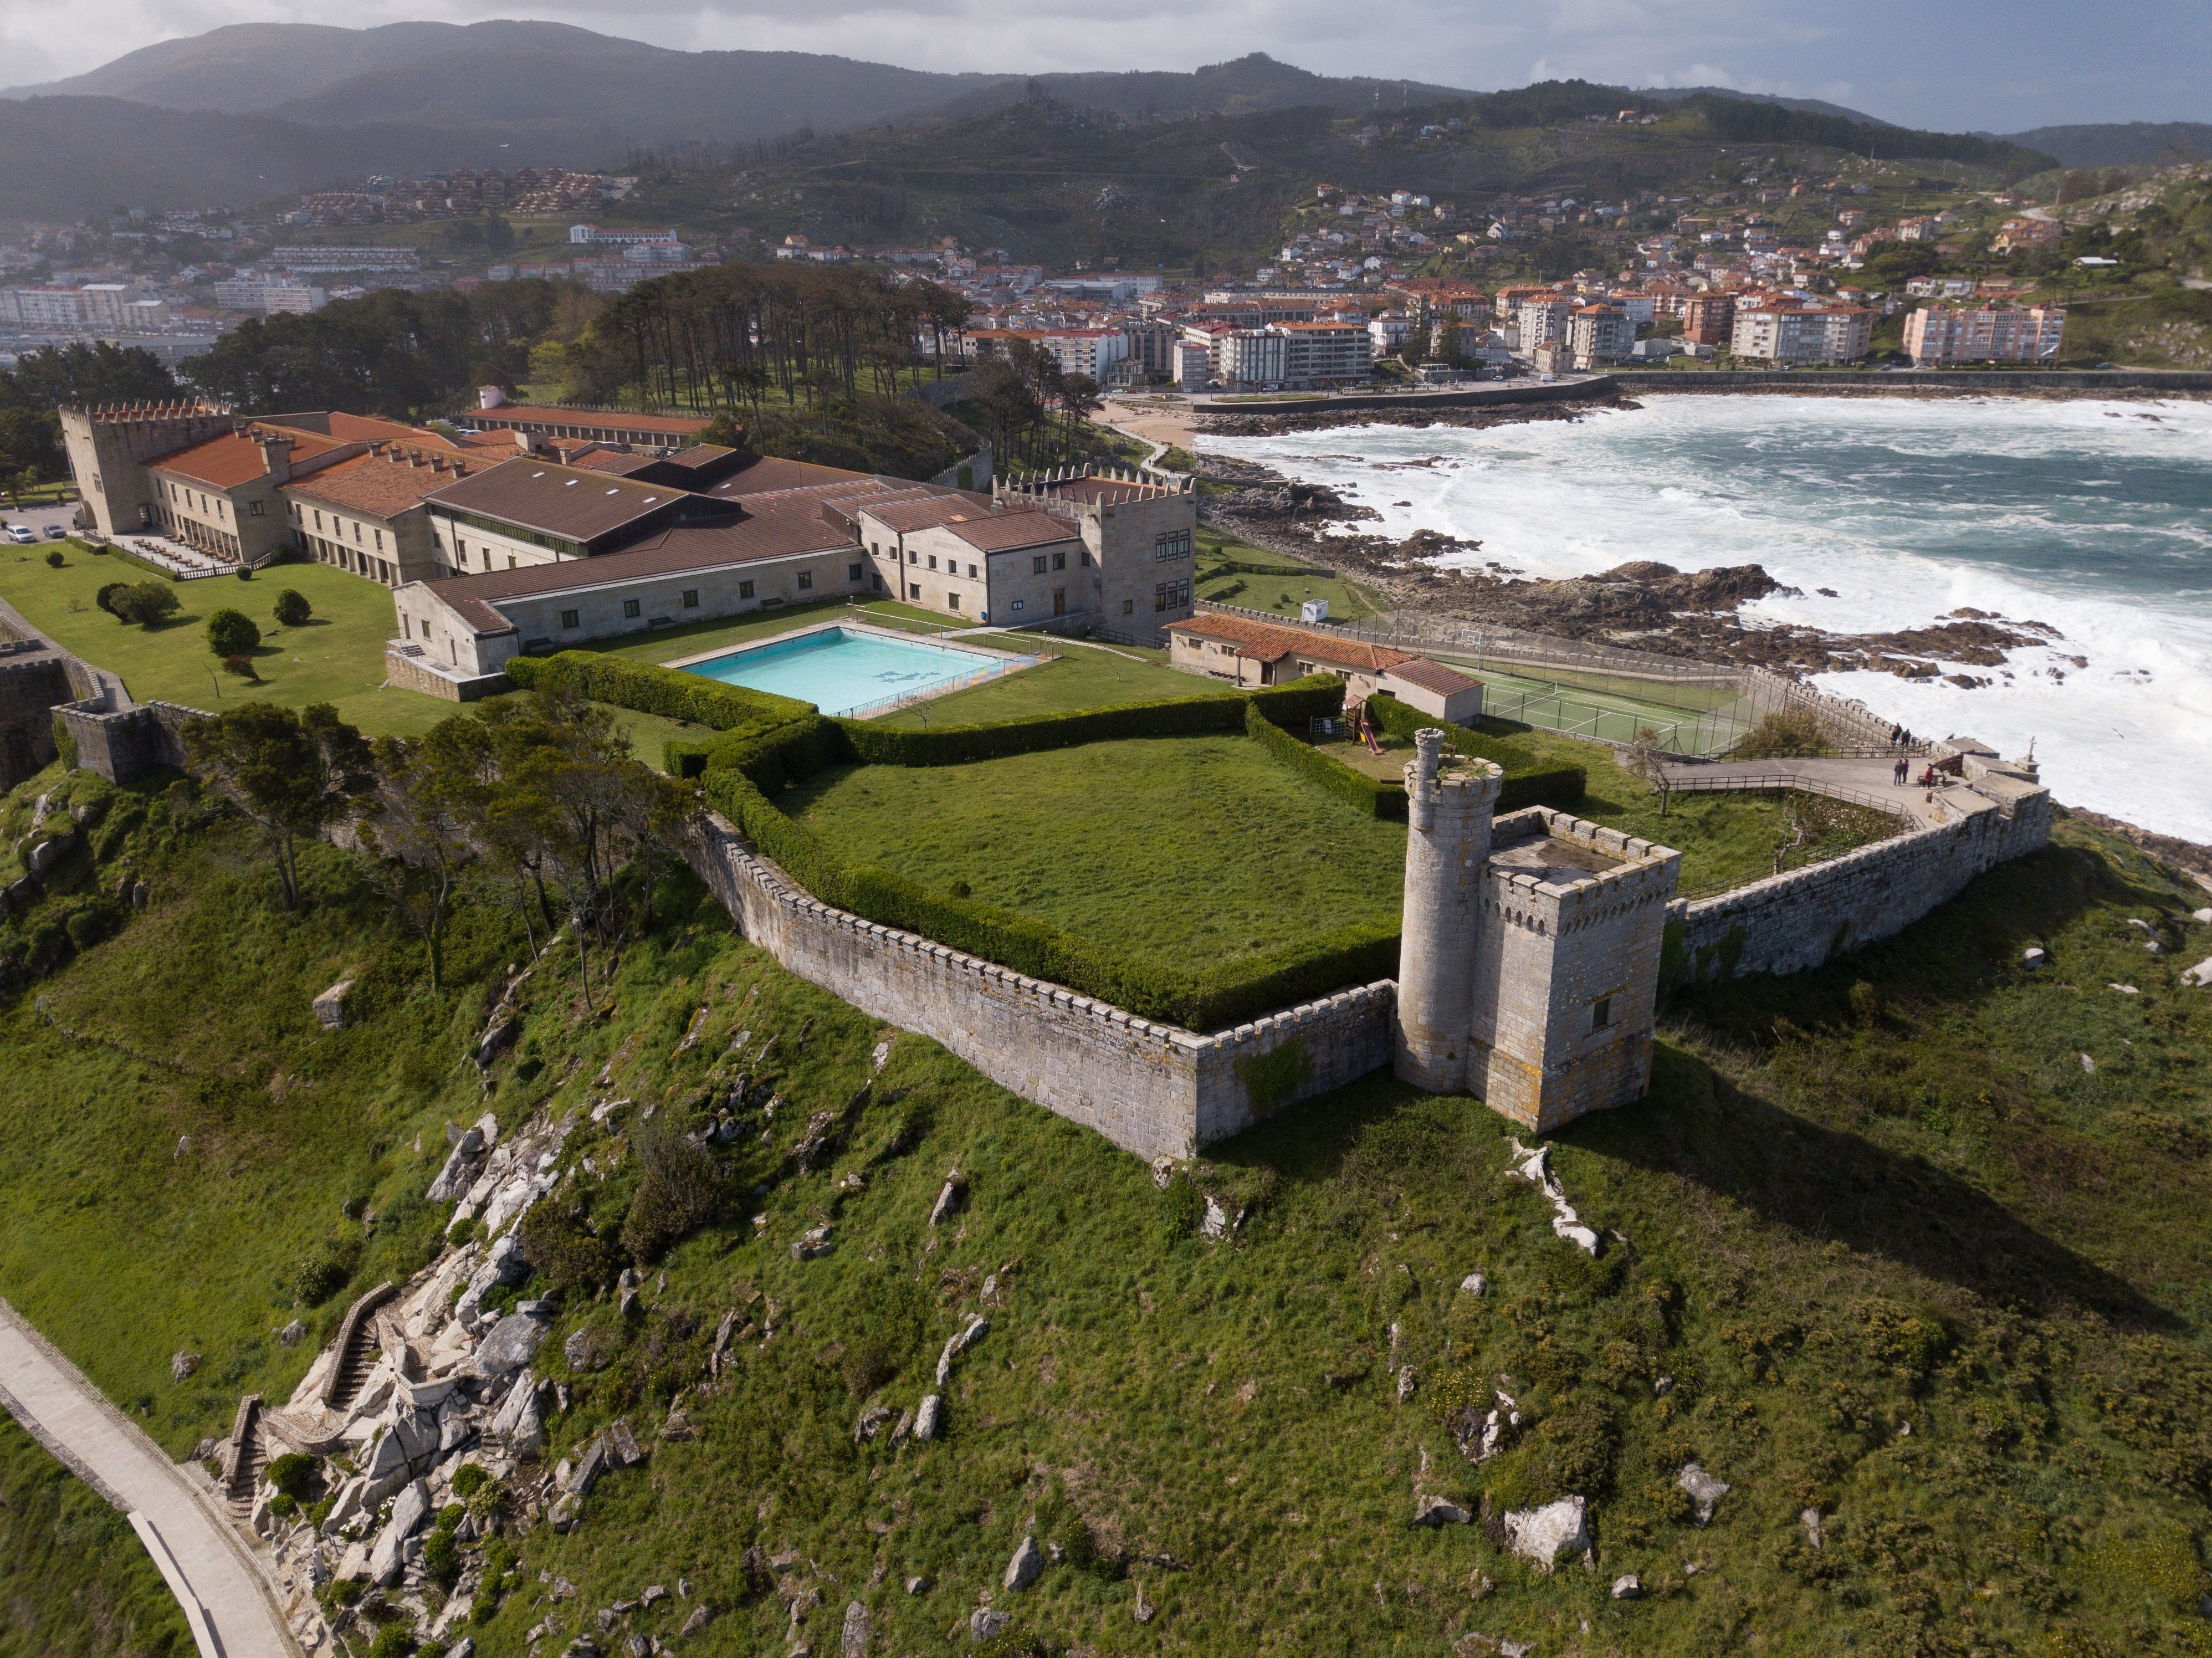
xmin=684 ymin=626 xmax=1005 ymax=716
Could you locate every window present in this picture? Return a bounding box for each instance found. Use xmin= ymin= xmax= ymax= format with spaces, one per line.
xmin=908 ymin=549 xmax=918 ymax=564
xmin=352 ymin=523 xmax=361 ymax=543
xmin=248 ymin=499 xmax=265 ymax=518
xmin=848 ymin=563 xmax=863 ymax=582
xmin=872 ymin=574 xmax=885 ymax=592
xmin=967 ymin=563 xmax=978 ymax=578
xmin=797 ymin=571 xmax=812 ymax=590
xmin=909 ymin=582 xmax=921 ymax=599
xmin=947 ymin=591 xmax=961 ymax=610
xmin=1052 ymin=551 xmax=1067 ymax=571
xmin=623 ymin=598 xmax=642 ymax=619
xmin=457 ymin=539 xmax=467 ymax=563
xmin=1032 ymin=555 xmax=1048 ymax=574
xmin=561 ymin=609 xmax=580 ymax=628
xmin=1123 ymin=598 xmax=1134 ymax=615
xmin=1010 ymin=598 xmax=1025 ymax=612
xmin=927 ymin=555 xmax=938 ymax=570
xmin=1591 ymin=996 xmax=1612 ymax=1032
xmin=1155 ymin=530 xmax=1191 ymax=561
xmin=1154 ymin=579 xmax=1191 ymax=612
xmin=507 ymin=556 xmax=516 ymax=570
xmin=682 ymin=589 xmax=699 ymax=608
xmin=374 ymin=529 xmax=383 ymax=549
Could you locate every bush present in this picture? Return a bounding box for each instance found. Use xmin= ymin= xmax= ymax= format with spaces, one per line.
xmin=265 ymin=1452 xmax=318 ymax=1499
xmin=222 ymin=653 xmax=258 ymax=679
xmin=95 ymin=581 xmax=129 ymax=618
xmin=366 ymin=1625 xmax=417 ymax=1658
xmin=64 ymin=907 xmax=107 ymax=950
xmin=43 ymin=549 xmax=63 ymax=568
xmin=1734 ymin=710 xmax=1830 ymax=759
xmin=290 ymin=1237 xmax=361 ymax=1306
xmin=272 ymin=589 xmax=313 ymax=627
xmin=842 ymin=1338 xmax=898 ymax=1398
xmin=619 ymin=1122 xmax=731 ymax=1262
xmin=515 ymin=1204 xmax=622 ymax=1294
xmin=1364 ymin=692 xmax=1586 ymax=812
xmin=1242 ymin=702 xmax=1405 ymax=818
xmin=206 ymin=608 xmax=260 ymax=657
xmin=111 ymin=582 xmax=180 ymax=627
xmin=449 ymin=1464 xmax=489 ymax=1502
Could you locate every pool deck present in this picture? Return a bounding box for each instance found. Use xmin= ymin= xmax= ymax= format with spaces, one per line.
xmin=665 ymin=617 xmax=1052 ymax=719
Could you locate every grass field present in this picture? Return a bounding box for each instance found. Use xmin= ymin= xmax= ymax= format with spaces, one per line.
xmin=7 ymin=741 xmax=2212 ymax=1655
xmin=1195 ymin=524 xmax=1386 ymax=625
xmin=870 ymin=639 xmax=1221 ymax=728
xmin=0 ymin=545 xmax=455 ymax=738
xmin=785 ymin=734 xmax=1408 ymax=965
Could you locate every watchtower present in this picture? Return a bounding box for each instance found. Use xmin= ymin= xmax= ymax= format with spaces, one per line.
xmin=1394 ymin=728 xmax=1502 ymax=1091
xmin=59 ymin=401 xmax=233 ymax=539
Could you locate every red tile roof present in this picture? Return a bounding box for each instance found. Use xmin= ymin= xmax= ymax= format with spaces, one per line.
xmin=150 ymin=426 xmax=345 ymax=489
xmin=465 ymin=404 xmax=713 ymax=438
xmin=1384 ymin=655 xmax=1482 ymax=697
xmin=286 ymin=450 xmax=456 ymax=519
xmin=855 ymin=496 xmax=1077 ymax=552
xmin=1169 ymin=612 xmax=1414 ymax=673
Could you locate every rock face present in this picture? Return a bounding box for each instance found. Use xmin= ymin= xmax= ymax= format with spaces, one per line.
xmin=1678 ymin=1463 xmax=1730 ymax=1524
xmin=969 ymin=1608 xmax=1008 ymax=1641
xmin=1503 ymin=1496 xmax=1589 ymax=1571
xmin=1004 ymin=1534 xmax=1043 ymax=1592
xmin=840 ymin=1599 xmax=869 ymax=1658
xmin=426 ymin=1124 xmax=488 ymax=1203
xmin=368 ymin=1478 xmax=429 ymax=1585
xmin=936 ymin=1317 xmax=987 ymax=1386
xmin=913 ymin=1395 xmax=942 ymax=1442
xmin=311 ymin=979 xmax=355 ymax=1031
xmin=476 ymin=1312 xmax=546 ymax=1378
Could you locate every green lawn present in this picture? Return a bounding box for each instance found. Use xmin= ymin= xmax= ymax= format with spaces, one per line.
xmin=0 ymin=544 xmax=455 ymax=738
xmin=786 ymin=734 xmax=1408 ymax=966
xmin=1195 ymin=524 xmax=1386 ymax=625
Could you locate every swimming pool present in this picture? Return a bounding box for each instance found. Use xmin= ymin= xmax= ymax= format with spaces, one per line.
xmin=679 ymin=625 xmax=1027 ymax=717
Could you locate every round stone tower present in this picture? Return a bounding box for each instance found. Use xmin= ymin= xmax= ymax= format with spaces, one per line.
xmin=1394 ymin=729 xmax=1502 ymax=1093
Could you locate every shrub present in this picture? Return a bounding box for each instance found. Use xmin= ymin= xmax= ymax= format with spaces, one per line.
xmin=619 ymin=1121 xmax=731 ymax=1262
xmin=366 ymin=1625 xmax=417 ymax=1658
xmin=504 ymin=651 xmax=814 ymax=759
xmin=290 ymin=1237 xmax=361 ymax=1306
xmin=449 ymin=1463 xmax=489 ymax=1502
xmin=95 ymin=581 xmax=130 ymax=617
xmin=64 ymin=907 xmax=107 ymax=950
xmin=112 ymin=582 xmax=180 ymax=627
xmin=1734 ymin=709 xmax=1830 ymax=759
xmin=272 ymin=589 xmax=313 ymax=627
xmin=265 ymin=1452 xmax=318 ymax=1499
xmin=43 ymin=549 xmax=63 ymax=568
xmin=842 ymin=1338 xmax=897 ymax=1398
xmin=206 ymin=608 xmax=261 ymax=658
xmin=222 ymin=653 xmax=258 ymax=679
xmin=515 ymin=1204 xmax=622 ymax=1294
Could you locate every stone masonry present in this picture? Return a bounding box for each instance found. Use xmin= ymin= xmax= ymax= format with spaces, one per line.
xmin=685 ymin=814 xmax=1392 ymax=1161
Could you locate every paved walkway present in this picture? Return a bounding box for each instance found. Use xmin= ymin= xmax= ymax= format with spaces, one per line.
xmin=1657 ymin=755 xmax=1988 ymax=830
xmin=0 ymin=1298 xmax=295 ymax=1658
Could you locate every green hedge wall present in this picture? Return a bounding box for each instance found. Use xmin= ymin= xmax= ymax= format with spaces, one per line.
xmin=1241 ymin=702 xmax=1407 ymax=821
xmin=1363 ymin=692 xmax=1586 ymax=813
xmin=503 ymin=651 xmax=817 ymax=775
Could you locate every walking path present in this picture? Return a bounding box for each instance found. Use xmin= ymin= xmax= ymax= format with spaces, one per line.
xmin=1657 ymin=755 xmax=1991 ymax=830
xmin=0 ymin=1297 xmax=295 ymax=1658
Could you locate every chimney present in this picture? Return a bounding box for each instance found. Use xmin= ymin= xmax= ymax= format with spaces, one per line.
xmin=514 ymin=428 xmax=536 ymax=454
xmin=258 ymin=434 xmax=292 ymax=484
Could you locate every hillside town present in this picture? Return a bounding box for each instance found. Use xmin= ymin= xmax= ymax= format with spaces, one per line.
xmin=0 ymin=155 xmax=2093 ymax=388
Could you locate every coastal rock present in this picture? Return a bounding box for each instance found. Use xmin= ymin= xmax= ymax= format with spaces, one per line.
xmin=1678 ymin=1463 xmax=1730 ymax=1524
xmin=1503 ymin=1496 xmax=1589 ymax=1571
xmin=477 ymin=1312 xmax=546 ymax=1378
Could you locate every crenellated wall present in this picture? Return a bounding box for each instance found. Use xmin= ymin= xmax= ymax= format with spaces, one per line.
xmin=1666 ymin=785 xmax=2056 ymax=982
xmin=685 ymin=814 xmax=1392 ymax=1161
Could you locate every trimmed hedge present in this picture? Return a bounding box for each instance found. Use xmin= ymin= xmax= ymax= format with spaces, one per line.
xmin=1242 ymin=702 xmax=1406 ymax=821
xmin=503 ymin=651 xmax=817 ymax=775
xmin=834 ymin=673 xmax=1345 ymax=769
xmin=1364 ymin=692 xmax=1586 ymax=813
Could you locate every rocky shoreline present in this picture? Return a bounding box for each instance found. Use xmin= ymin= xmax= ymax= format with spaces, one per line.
xmin=1191 ymin=410 xmax=2066 ymax=684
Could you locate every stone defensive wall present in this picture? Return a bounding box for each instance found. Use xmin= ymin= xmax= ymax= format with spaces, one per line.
xmin=53 ymin=697 xmax=201 ymax=785
xmin=1665 ymin=781 xmax=2057 ymax=982
xmin=686 ymin=813 xmax=1394 ymax=1161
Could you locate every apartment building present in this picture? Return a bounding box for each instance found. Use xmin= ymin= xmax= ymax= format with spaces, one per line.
xmin=1272 ymin=319 xmax=1373 ymax=385
xmin=1681 ymin=291 xmax=1736 ymax=345
xmin=1902 ymin=304 xmax=2066 ymax=365
xmin=1567 ymin=304 xmax=1632 ymax=369
xmin=1217 ymin=327 xmax=1288 ymax=387
xmin=1515 ymin=295 xmax=1575 ymax=353
xmin=1729 ymin=302 xmax=1873 ymax=365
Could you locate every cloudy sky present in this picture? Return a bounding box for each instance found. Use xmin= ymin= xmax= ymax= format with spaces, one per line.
xmin=7 ymin=0 xmax=2209 ymax=133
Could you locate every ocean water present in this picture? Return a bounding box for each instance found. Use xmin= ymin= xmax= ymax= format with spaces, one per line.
xmin=1204 ymin=396 xmax=2212 ymax=843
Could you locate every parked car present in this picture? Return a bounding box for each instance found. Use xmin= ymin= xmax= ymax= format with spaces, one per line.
xmin=44 ymin=525 xmax=65 ymax=539
xmin=6 ymin=525 xmax=35 ymax=544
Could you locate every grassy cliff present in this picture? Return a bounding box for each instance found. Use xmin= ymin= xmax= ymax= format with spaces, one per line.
xmin=0 ymin=748 xmax=2208 ymax=1655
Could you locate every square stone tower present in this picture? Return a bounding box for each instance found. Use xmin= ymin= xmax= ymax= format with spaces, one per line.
xmin=1395 ymin=726 xmax=1681 ymax=1134
xmin=1469 ymin=810 xmax=1681 ymax=1132
xmin=60 ymin=402 xmax=234 ymax=539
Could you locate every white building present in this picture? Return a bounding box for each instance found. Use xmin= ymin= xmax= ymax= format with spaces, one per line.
xmin=6 ymin=287 xmax=86 ymax=329
xmin=1902 ymin=304 xmax=2065 ymax=365
xmin=1217 ymin=328 xmax=1288 ymax=387
xmin=1567 ymin=304 xmax=1632 ymax=369
xmin=1515 ymin=295 xmax=1574 ymax=353
xmin=1270 ymin=320 xmax=1373 ymax=385
xmin=1033 ymin=328 xmax=1129 ymax=382
xmin=1729 ymin=303 xmax=1873 ymax=364
xmin=78 ymin=284 xmax=132 ymax=327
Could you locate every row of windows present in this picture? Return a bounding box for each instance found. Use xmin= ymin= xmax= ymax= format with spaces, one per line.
xmin=554 ymin=561 xmax=876 ymax=630
xmin=1031 ymin=551 xmax=1069 ymax=575
xmin=1154 ymin=530 xmax=1191 ymax=561
xmin=1154 ymin=579 xmax=1192 ymax=612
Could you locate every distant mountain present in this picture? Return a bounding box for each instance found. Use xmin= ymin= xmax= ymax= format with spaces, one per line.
xmin=2 ymin=21 xmax=468 ymax=113
xmin=925 ymin=53 xmax=1476 ymax=122
xmin=1633 ymin=85 xmax=1896 ymax=127
xmin=1999 ymin=122 xmax=2212 ymax=167
xmin=0 ymin=98 xmax=485 ymax=218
